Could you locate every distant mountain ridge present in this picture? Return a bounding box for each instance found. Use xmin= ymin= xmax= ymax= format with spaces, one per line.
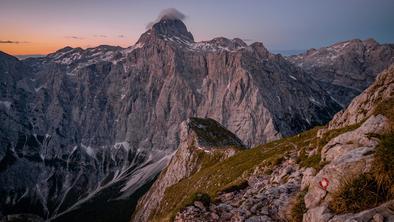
xmin=271 ymin=49 xmax=306 ymax=56
xmin=288 ymin=38 xmax=394 ymax=106
xmin=14 ymin=54 xmax=45 ymax=60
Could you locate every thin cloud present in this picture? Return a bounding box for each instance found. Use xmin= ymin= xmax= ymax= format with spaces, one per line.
xmin=94 ymin=34 xmax=107 ymax=38
xmin=65 ymin=36 xmax=84 ymax=40
xmin=146 ymin=8 xmax=187 ymax=29
xmin=0 ymin=40 xmax=30 ymax=44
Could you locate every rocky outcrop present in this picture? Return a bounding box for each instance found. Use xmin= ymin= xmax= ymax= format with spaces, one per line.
xmin=328 ymin=64 xmax=394 ymax=129
xmin=133 ymin=118 xmax=245 ymax=222
xmin=302 ymin=66 xmax=394 ymax=222
xmin=304 ymin=115 xmax=390 ymax=212
xmin=289 ymin=39 xmax=394 ymax=106
xmin=0 ymin=15 xmax=340 ymax=221
xmin=328 ymin=200 xmax=394 ymax=222
xmin=174 ymin=158 xmax=303 ymax=222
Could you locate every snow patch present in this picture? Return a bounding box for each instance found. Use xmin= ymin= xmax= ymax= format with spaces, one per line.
xmin=35 ymin=85 xmax=45 ymax=92
xmin=309 ymin=97 xmax=322 ymax=106
xmin=0 ymin=101 xmax=11 ymax=109
xmin=118 ymin=151 xmax=175 ymax=197
xmin=71 ymin=146 xmax=78 ymax=155
xmin=187 ymin=41 xmax=244 ymax=53
xmin=54 ymin=51 xmax=82 ymax=65
xmin=114 ymin=141 xmax=131 ymax=151
xmin=289 ymin=75 xmax=297 ymax=80
xmin=329 ymin=95 xmax=344 ymax=108
xmin=80 ymin=143 xmax=95 ymax=158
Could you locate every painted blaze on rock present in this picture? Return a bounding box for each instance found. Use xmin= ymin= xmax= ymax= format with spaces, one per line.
xmin=319 ymin=177 xmax=330 ymax=190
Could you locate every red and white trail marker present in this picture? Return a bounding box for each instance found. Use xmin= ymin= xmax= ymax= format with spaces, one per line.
xmin=319 ymin=177 xmax=330 ymax=190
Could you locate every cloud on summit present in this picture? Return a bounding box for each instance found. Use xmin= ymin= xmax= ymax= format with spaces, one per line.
xmin=146 ymin=8 xmax=187 ymax=29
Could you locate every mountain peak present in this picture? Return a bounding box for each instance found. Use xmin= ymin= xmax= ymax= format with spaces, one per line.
xmin=152 ymin=17 xmax=194 ymax=41
xmin=137 ymin=8 xmax=194 ymax=44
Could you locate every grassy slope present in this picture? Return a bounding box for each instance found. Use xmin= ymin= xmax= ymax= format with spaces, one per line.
xmin=328 ymin=98 xmax=394 ymax=214
xmin=152 ymin=97 xmax=394 ymax=221
xmin=152 ymin=122 xmax=367 ymax=221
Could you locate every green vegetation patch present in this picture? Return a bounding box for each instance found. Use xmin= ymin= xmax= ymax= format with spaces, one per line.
xmin=188 ymin=117 xmax=246 ymax=148
xmin=371 ymin=133 xmax=394 ymax=196
xmin=192 ymin=147 xmax=230 ymax=170
xmin=328 ymin=96 xmax=394 ymax=214
xmin=152 ymin=128 xmax=320 ymax=221
xmin=152 ymin=118 xmax=377 ymax=221
xmin=289 ymin=190 xmax=308 ymax=222
xmin=328 ymin=174 xmax=389 ymax=214
xmin=329 ymin=133 xmax=394 ymax=214
xmin=373 ymin=97 xmax=394 ymax=123
xmin=319 ymin=123 xmax=362 ymax=147
xmin=221 ymin=180 xmax=249 ymax=194
xmin=296 ymin=123 xmax=361 ymax=170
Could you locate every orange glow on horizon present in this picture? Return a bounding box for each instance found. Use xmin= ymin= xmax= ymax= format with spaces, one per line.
xmin=0 ymin=26 xmax=138 ymax=55
xmin=0 ymin=39 xmax=137 ymax=56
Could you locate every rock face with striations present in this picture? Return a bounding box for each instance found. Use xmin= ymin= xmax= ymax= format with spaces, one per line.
xmin=0 ymin=16 xmax=339 ymax=221
xmin=289 ymin=39 xmax=394 ymax=106
xmin=328 ymin=64 xmax=394 ymax=129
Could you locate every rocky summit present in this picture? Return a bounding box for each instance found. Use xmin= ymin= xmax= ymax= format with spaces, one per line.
xmin=132 ymin=117 xmax=245 ymax=222
xmin=288 ymin=39 xmax=394 ymax=107
xmin=0 ymin=17 xmax=341 ymax=221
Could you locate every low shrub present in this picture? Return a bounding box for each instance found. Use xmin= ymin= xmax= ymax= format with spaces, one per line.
xmin=289 ymin=190 xmax=307 ymax=222
xmin=329 ymin=133 xmax=394 ymax=214
xmin=221 ymin=180 xmax=249 ymax=193
xmin=190 ymin=192 xmax=211 ymax=208
xmin=371 ymin=133 xmax=394 ymax=196
xmin=328 ymin=174 xmax=388 ymax=214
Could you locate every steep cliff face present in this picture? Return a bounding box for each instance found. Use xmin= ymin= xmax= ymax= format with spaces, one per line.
xmin=167 ymin=65 xmax=393 ymax=222
xmin=133 ymin=118 xmax=245 ymax=222
xmin=328 ymin=64 xmax=394 ymax=129
xmin=289 ymin=39 xmax=394 ymax=106
xmin=0 ymin=17 xmax=340 ymax=221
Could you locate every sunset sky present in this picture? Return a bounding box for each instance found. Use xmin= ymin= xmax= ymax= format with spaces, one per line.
xmin=1 ymin=0 xmax=394 ymax=56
